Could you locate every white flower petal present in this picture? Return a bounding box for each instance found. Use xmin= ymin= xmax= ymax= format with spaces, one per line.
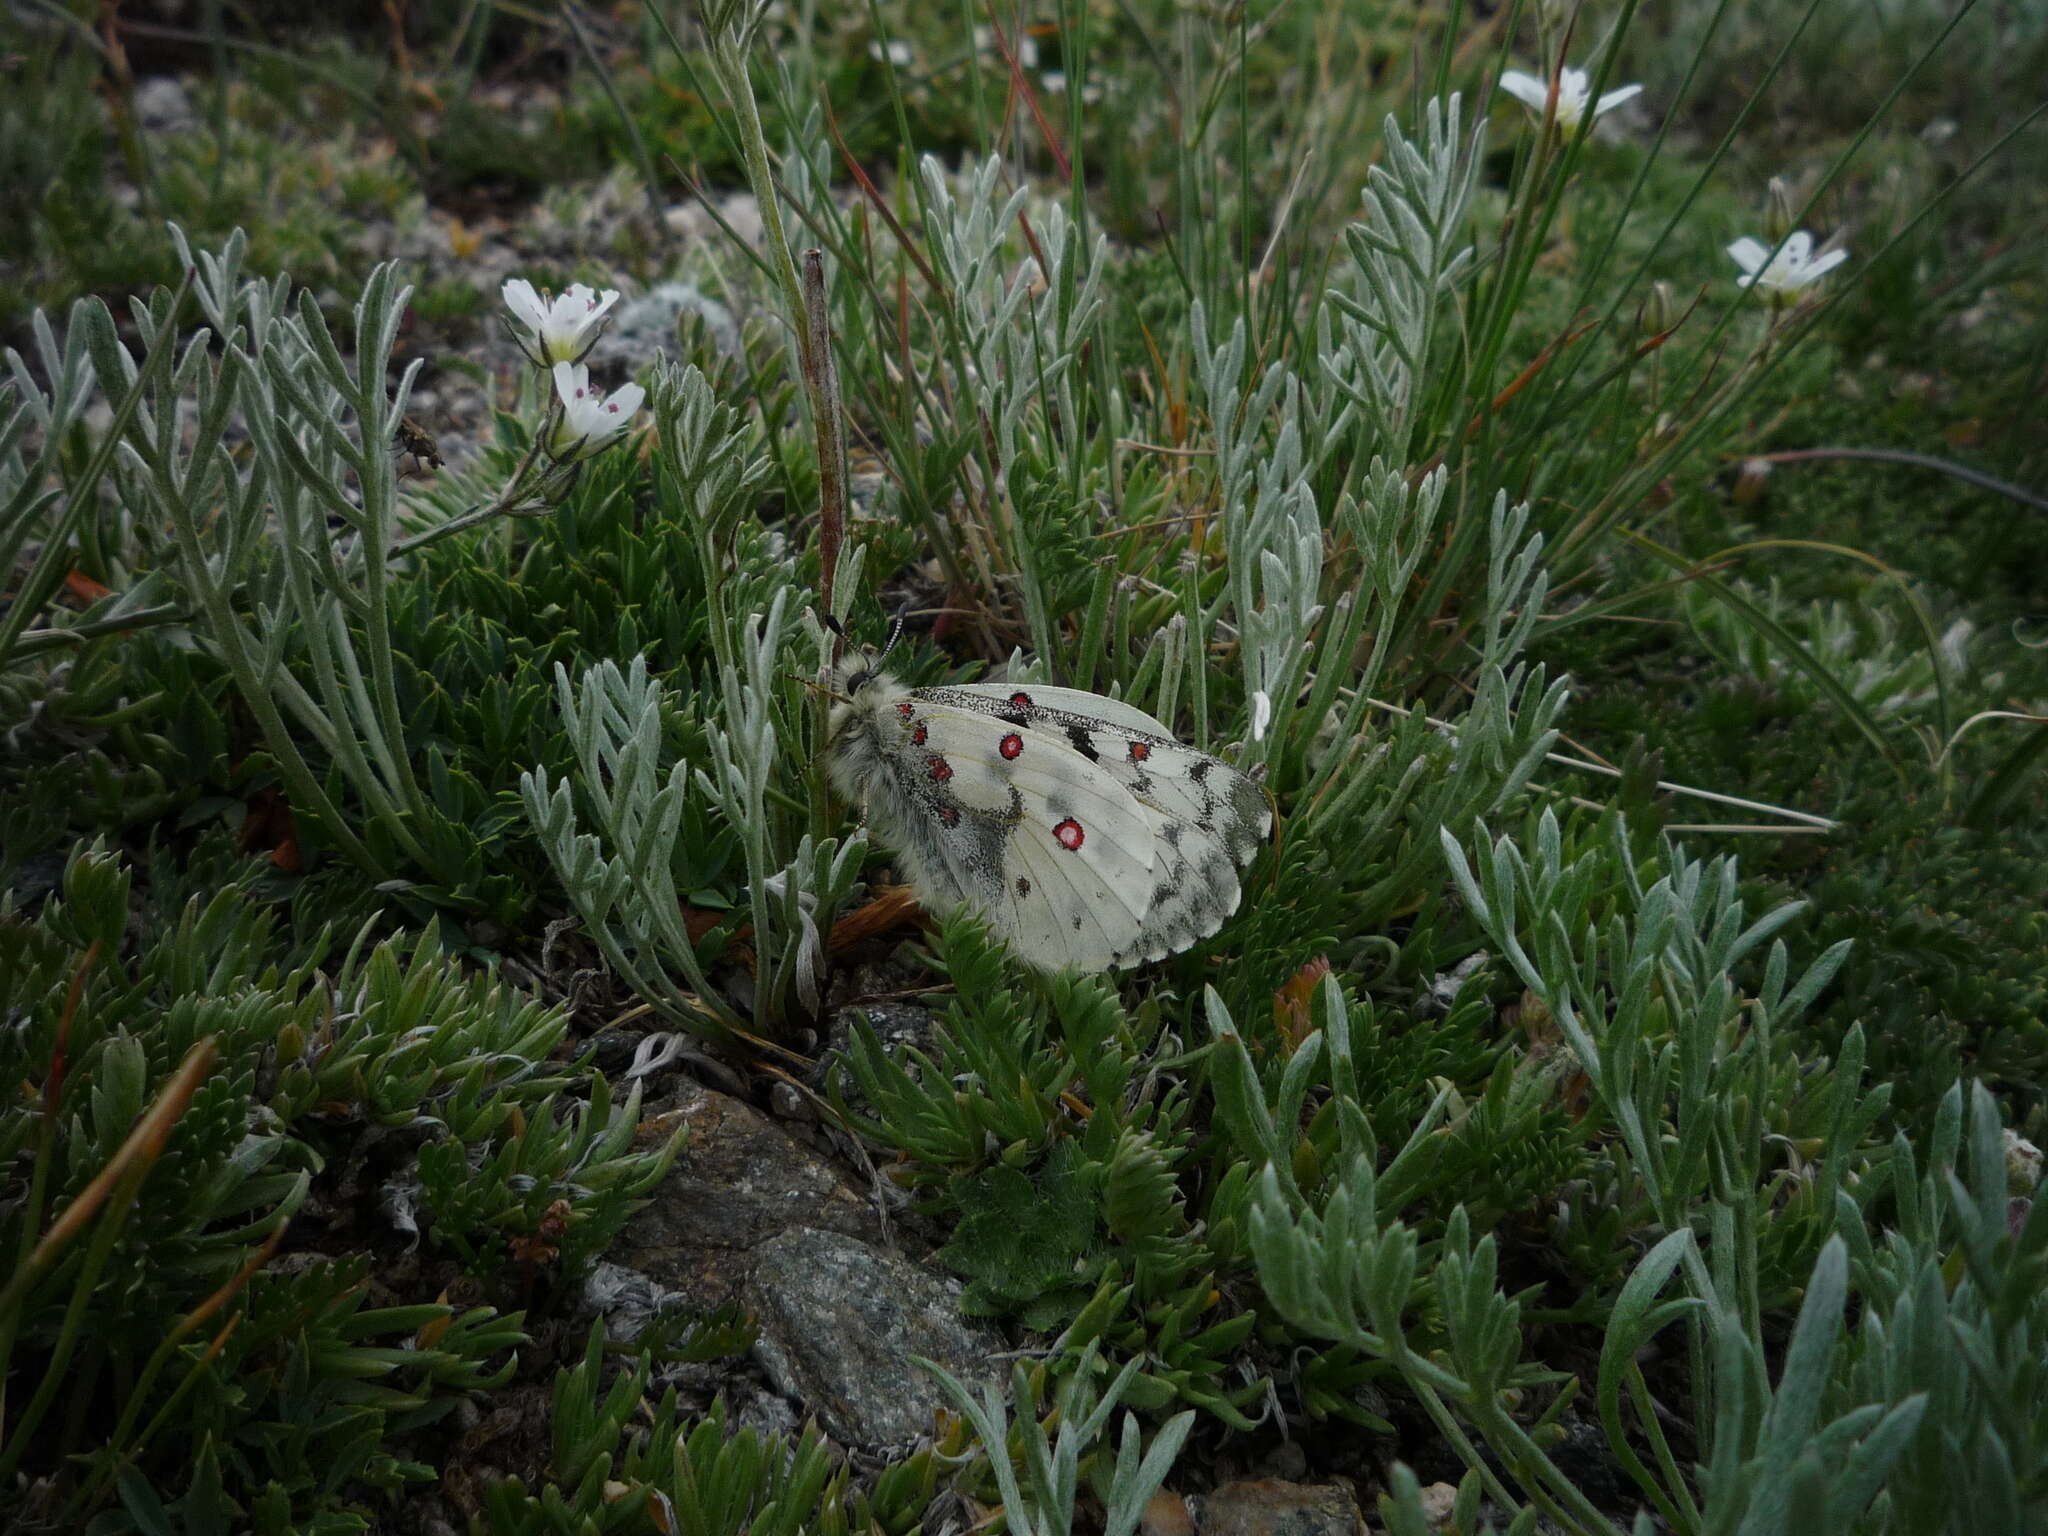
xmin=1594 ymin=83 xmax=1643 ymax=115
xmin=548 ymin=362 xmax=641 ymax=462
xmin=1498 ymin=71 xmax=1549 ymax=113
xmin=1727 ymin=237 xmax=1770 ymax=274
xmin=1804 ymin=247 xmax=1849 ymax=280
xmin=1252 ymin=690 xmax=1273 ymax=743
xmin=545 ymin=290 xmax=585 ymax=331
xmin=1780 ymin=231 xmax=1814 ymax=264
xmin=502 ymin=278 xmax=548 ymax=331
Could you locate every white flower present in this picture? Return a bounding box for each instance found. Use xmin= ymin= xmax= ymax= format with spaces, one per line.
xmin=503 ymin=278 xmax=620 ymax=367
xmin=546 ymin=362 xmax=644 ymax=464
xmin=1727 ymin=232 xmax=1849 ymax=296
xmin=973 ymin=25 xmax=1038 ymax=67
xmin=867 ymin=39 xmax=913 ymax=67
xmin=1038 ymin=70 xmax=1103 ymax=104
xmin=1499 ymin=66 xmax=1642 ymax=132
xmin=1251 ymin=689 xmax=1273 ymax=743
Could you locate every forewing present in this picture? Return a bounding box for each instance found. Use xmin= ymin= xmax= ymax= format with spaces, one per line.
xmin=928 ymin=685 xmax=1267 ymax=854
xmin=936 ymin=682 xmax=1176 ymax=738
xmin=918 ymin=682 xmax=1273 ymax=964
xmin=885 ymin=695 xmax=1160 ymax=971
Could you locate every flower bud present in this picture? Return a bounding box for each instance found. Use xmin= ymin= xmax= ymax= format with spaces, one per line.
xmin=1639 ymin=279 xmax=1677 ymax=338
xmin=1733 ymin=457 xmax=1773 ymax=505
xmin=1764 ymin=177 xmax=1797 ymax=244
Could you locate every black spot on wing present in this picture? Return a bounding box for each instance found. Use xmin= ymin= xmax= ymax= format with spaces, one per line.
xmin=1063 ymin=724 xmax=1101 ymax=762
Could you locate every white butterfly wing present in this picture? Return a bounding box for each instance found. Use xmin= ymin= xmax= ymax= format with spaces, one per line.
xmin=936 ymin=682 xmax=1177 ymax=739
xmin=924 ymin=683 xmax=1268 ymax=857
xmin=831 ymin=673 xmax=1269 ymax=971
xmin=919 ymin=700 xmax=1159 ymax=971
xmin=916 ymin=683 xmax=1272 ymax=967
xmin=832 ymin=686 xmax=1153 ymax=971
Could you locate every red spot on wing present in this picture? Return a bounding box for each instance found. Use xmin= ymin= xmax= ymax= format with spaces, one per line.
xmin=1128 ymin=741 xmax=1151 ymax=762
xmin=937 ymin=805 xmax=960 ymax=827
xmin=1054 ymin=818 xmax=1084 ymax=850
xmin=1009 ymin=691 xmax=1034 ymax=709
xmin=912 ymin=723 xmax=929 ymax=746
xmin=896 ymin=701 xmax=914 ymax=719
xmin=928 ymin=756 xmax=953 ymax=783
xmin=999 ymin=733 xmax=1023 ymax=760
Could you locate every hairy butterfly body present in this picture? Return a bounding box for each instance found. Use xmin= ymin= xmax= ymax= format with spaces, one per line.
xmin=826 ymin=668 xmax=1271 ymax=971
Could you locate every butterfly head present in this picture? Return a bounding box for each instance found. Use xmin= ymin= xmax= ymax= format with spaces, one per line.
xmin=822 ymin=659 xmax=886 ymax=705
xmin=823 ymin=603 xmax=912 ymax=709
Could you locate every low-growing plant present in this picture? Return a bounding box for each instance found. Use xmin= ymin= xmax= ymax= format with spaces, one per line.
xmin=0 ymin=842 xmax=675 ymax=1528
xmin=477 ymin=1320 xmax=869 ymax=1536
xmin=1 ymin=1 xmax=2042 ymax=1531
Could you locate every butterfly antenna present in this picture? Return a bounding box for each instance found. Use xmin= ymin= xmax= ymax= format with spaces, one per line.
xmin=876 ymin=602 xmax=910 ymax=666
xmin=791 ymin=671 xmax=856 ymax=705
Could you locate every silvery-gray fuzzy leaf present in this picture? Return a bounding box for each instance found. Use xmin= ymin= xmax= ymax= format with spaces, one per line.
xmin=625 ymin=1032 xmax=688 ymax=1082
xmin=1482 ymin=492 xmax=1550 ymax=662
xmin=1320 ymin=95 xmax=1482 ymax=458
xmin=1187 ymin=320 xmax=1326 ymax=751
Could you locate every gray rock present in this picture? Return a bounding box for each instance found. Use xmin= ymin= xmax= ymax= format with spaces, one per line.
xmin=819 ymin=997 xmax=941 ymax=1100
xmin=664 ymin=191 xmax=764 ymax=250
xmin=611 ymin=1078 xmax=881 ymax=1311
xmin=744 ymin=1227 xmax=1000 ymax=1449
xmin=1415 ymin=1482 xmax=1459 ymax=1528
xmin=133 ymin=77 xmax=196 ymax=135
xmin=1194 ymin=1480 xmax=1367 ymax=1536
xmin=585 ymin=281 xmax=741 ymax=371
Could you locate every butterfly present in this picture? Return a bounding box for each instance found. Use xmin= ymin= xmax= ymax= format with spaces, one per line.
xmin=824 ymin=647 xmax=1271 ymax=973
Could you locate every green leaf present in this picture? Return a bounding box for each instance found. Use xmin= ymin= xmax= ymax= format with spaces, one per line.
xmin=1964 ymin=719 xmax=2048 ymax=830
xmin=1624 ymin=532 xmax=1905 ymax=774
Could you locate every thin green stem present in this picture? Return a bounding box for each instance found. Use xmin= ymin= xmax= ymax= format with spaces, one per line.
xmin=163 ymin=451 xmax=383 ymax=873
xmin=710 ymin=33 xmax=811 ymax=371
xmin=11 ymin=604 xmax=190 ymax=656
